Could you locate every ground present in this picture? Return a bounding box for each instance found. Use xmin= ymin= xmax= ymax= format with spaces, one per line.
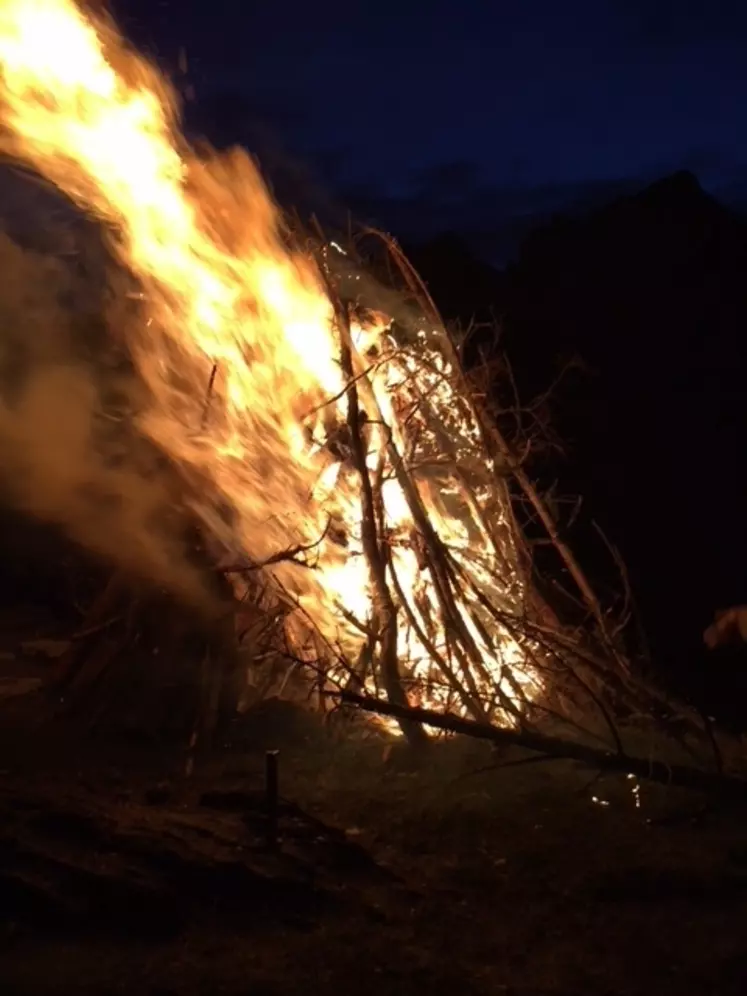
xmin=1 ymin=618 xmax=747 ymax=995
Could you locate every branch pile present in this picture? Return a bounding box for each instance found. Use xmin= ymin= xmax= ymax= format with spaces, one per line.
xmin=0 ymin=0 xmax=740 ymax=792
xmin=40 ymin=223 xmax=747 ymax=790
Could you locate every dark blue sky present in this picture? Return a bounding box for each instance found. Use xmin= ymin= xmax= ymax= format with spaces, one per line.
xmin=114 ymin=0 xmax=747 ymax=254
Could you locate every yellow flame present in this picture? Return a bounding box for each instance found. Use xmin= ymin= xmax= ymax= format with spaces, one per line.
xmin=0 ymin=0 xmax=541 ymax=727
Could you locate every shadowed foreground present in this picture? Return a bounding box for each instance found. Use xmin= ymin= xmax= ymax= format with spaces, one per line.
xmin=1 ymin=656 xmax=747 ymax=996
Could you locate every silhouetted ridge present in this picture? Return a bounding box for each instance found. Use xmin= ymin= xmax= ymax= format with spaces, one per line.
xmin=405 ymin=172 xmax=747 ymax=722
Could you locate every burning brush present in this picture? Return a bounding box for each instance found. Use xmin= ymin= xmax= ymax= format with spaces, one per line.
xmin=0 ymin=0 xmax=551 ymax=739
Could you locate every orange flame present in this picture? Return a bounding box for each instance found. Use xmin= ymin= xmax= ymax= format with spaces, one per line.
xmin=0 ymin=0 xmax=541 ymax=724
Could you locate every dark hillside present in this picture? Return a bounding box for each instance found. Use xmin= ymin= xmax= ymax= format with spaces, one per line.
xmin=408 ymin=172 xmax=747 ymax=719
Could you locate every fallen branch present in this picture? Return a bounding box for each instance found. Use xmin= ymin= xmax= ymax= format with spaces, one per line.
xmin=331 ymin=690 xmax=747 ymax=800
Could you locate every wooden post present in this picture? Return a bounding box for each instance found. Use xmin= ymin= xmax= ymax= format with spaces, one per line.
xmin=265 ymin=750 xmax=280 ymax=849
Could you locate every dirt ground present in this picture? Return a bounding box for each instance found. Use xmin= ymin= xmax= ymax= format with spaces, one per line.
xmin=1 ymin=634 xmax=747 ymax=996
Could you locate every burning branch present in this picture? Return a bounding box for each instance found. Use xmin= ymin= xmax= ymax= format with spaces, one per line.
xmin=378 ymin=228 xmax=629 ymax=675
xmin=318 ymin=258 xmax=427 ymax=746
xmin=217 ymin=520 xmax=333 ymax=573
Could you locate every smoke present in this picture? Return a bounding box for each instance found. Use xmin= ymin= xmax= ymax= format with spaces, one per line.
xmin=0 ymin=223 xmax=220 ymax=613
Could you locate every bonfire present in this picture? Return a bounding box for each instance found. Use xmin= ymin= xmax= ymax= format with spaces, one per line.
xmin=0 ymin=0 xmax=740 ymax=787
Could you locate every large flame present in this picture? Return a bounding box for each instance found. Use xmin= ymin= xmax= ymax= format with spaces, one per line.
xmin=0 ymin=0 xmax=541 ymax=724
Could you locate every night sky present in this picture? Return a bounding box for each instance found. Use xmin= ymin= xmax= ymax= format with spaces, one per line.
xmin=114 ymin=0 xmax=747 ymax=210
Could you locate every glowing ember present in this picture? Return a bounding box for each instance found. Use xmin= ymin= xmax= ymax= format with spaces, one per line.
xmin=0 ymin=0 xmax=542 ymax=728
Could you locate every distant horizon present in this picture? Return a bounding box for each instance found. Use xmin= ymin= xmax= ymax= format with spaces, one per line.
xmin=338 ymin=165 xmax=747 ymax=267
xmin=0 ymin=151 xmax=743 ymax=272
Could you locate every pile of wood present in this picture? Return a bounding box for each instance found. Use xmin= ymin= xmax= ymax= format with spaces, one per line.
xmin=14 ymin=228 xmax=743 ymax=794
